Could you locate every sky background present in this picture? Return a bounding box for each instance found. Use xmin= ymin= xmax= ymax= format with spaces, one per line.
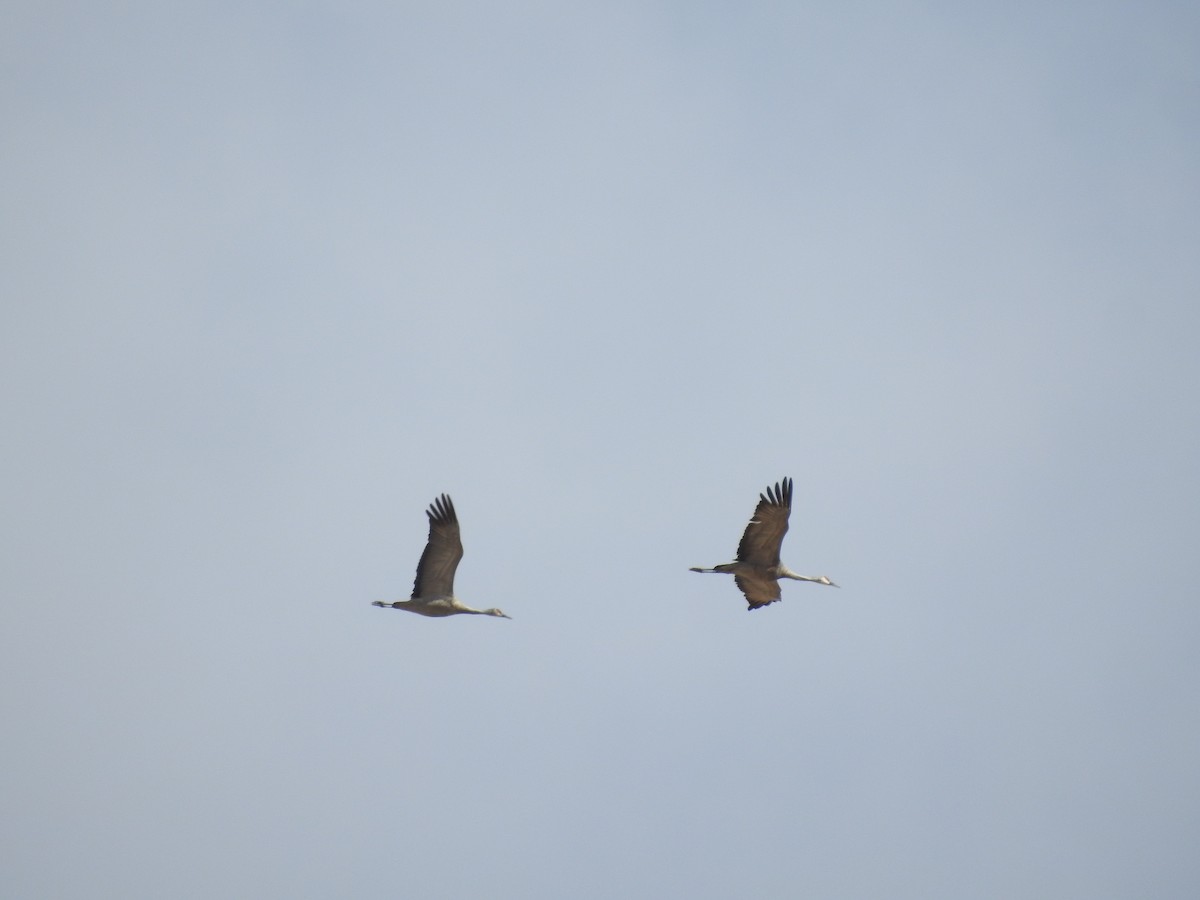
xmin=3 ymin=2 xmax=1199 ymax=897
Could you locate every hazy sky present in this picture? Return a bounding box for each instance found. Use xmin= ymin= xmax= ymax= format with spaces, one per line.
xmin=3 ymin=3 xmax=1198 ymax=898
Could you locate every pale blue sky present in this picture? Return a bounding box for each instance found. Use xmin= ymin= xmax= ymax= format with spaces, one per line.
xmin=3 ymin=3 xmax=1199 ymax=898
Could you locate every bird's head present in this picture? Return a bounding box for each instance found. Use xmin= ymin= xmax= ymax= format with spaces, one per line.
xmin=486 ymin=608 xmax=512 ymax=619
xmin=817 ymin=576 xmax=839 ymax=588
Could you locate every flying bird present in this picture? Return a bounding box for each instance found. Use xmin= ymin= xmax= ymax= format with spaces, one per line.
xmin=690 ymin=476 xmax=838 ymax=610
xmin=372 ymin=493 xmax=511 ymax=619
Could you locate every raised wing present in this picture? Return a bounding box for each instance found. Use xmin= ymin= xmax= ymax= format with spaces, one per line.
xmin=735 ymin=477 xmax=792 ymax=568
xmin=411 ymin=494 xmax=463 ymax=599
xmin=735 ymin=572 xmax=783 ymax=610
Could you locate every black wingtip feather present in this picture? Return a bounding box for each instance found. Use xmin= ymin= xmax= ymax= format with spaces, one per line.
xmin=761 ymin=477 xmax=793 ymax=509
xmin=426 ymin=493 xmax=457 ymax=524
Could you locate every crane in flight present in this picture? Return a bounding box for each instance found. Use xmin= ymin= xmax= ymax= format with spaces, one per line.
xmin=690 ymin=476 xmax=838 ymax=610
xmin=372 ymin=493 xmax=511 ymax=619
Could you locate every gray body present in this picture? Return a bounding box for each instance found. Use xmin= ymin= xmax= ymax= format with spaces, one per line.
xmin=690 ymin=477 xmax=837 ymax=610
xmin=372 ymin=493 xmax=510 ymax=619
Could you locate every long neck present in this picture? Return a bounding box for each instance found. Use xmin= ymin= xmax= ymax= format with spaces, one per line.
xmin=457 ymin=603 xmax=504 ymax=617
xmin=780 ymin=567 xmax=818 ymax=582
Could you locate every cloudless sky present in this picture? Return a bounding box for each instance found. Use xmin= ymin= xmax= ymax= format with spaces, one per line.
xmin=3 ymin=3 xmax=1198 ymax=898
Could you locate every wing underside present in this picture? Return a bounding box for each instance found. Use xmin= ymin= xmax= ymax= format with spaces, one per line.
xmin=735 ymin=477 xmax=793 ymax=568
xmin=735 ymin=572 xmax=783 ymax=610
xmin=412 ymin=493 xmax=463 ymax=599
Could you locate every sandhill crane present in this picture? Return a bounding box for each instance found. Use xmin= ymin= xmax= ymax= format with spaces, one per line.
xmin=690 ymin=476 xmax=838 ymax=610
xmin=372 ymin=493 xmax=511 ymax=619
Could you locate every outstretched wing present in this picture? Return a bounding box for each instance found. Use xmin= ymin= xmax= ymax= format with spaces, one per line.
xmin=735 ymin=572 xmax=783 ymax=610
xmin=735 ymin=477 xmax=792 ymax=568
xmin=412 ymin=494 xmax=463 ymax=599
